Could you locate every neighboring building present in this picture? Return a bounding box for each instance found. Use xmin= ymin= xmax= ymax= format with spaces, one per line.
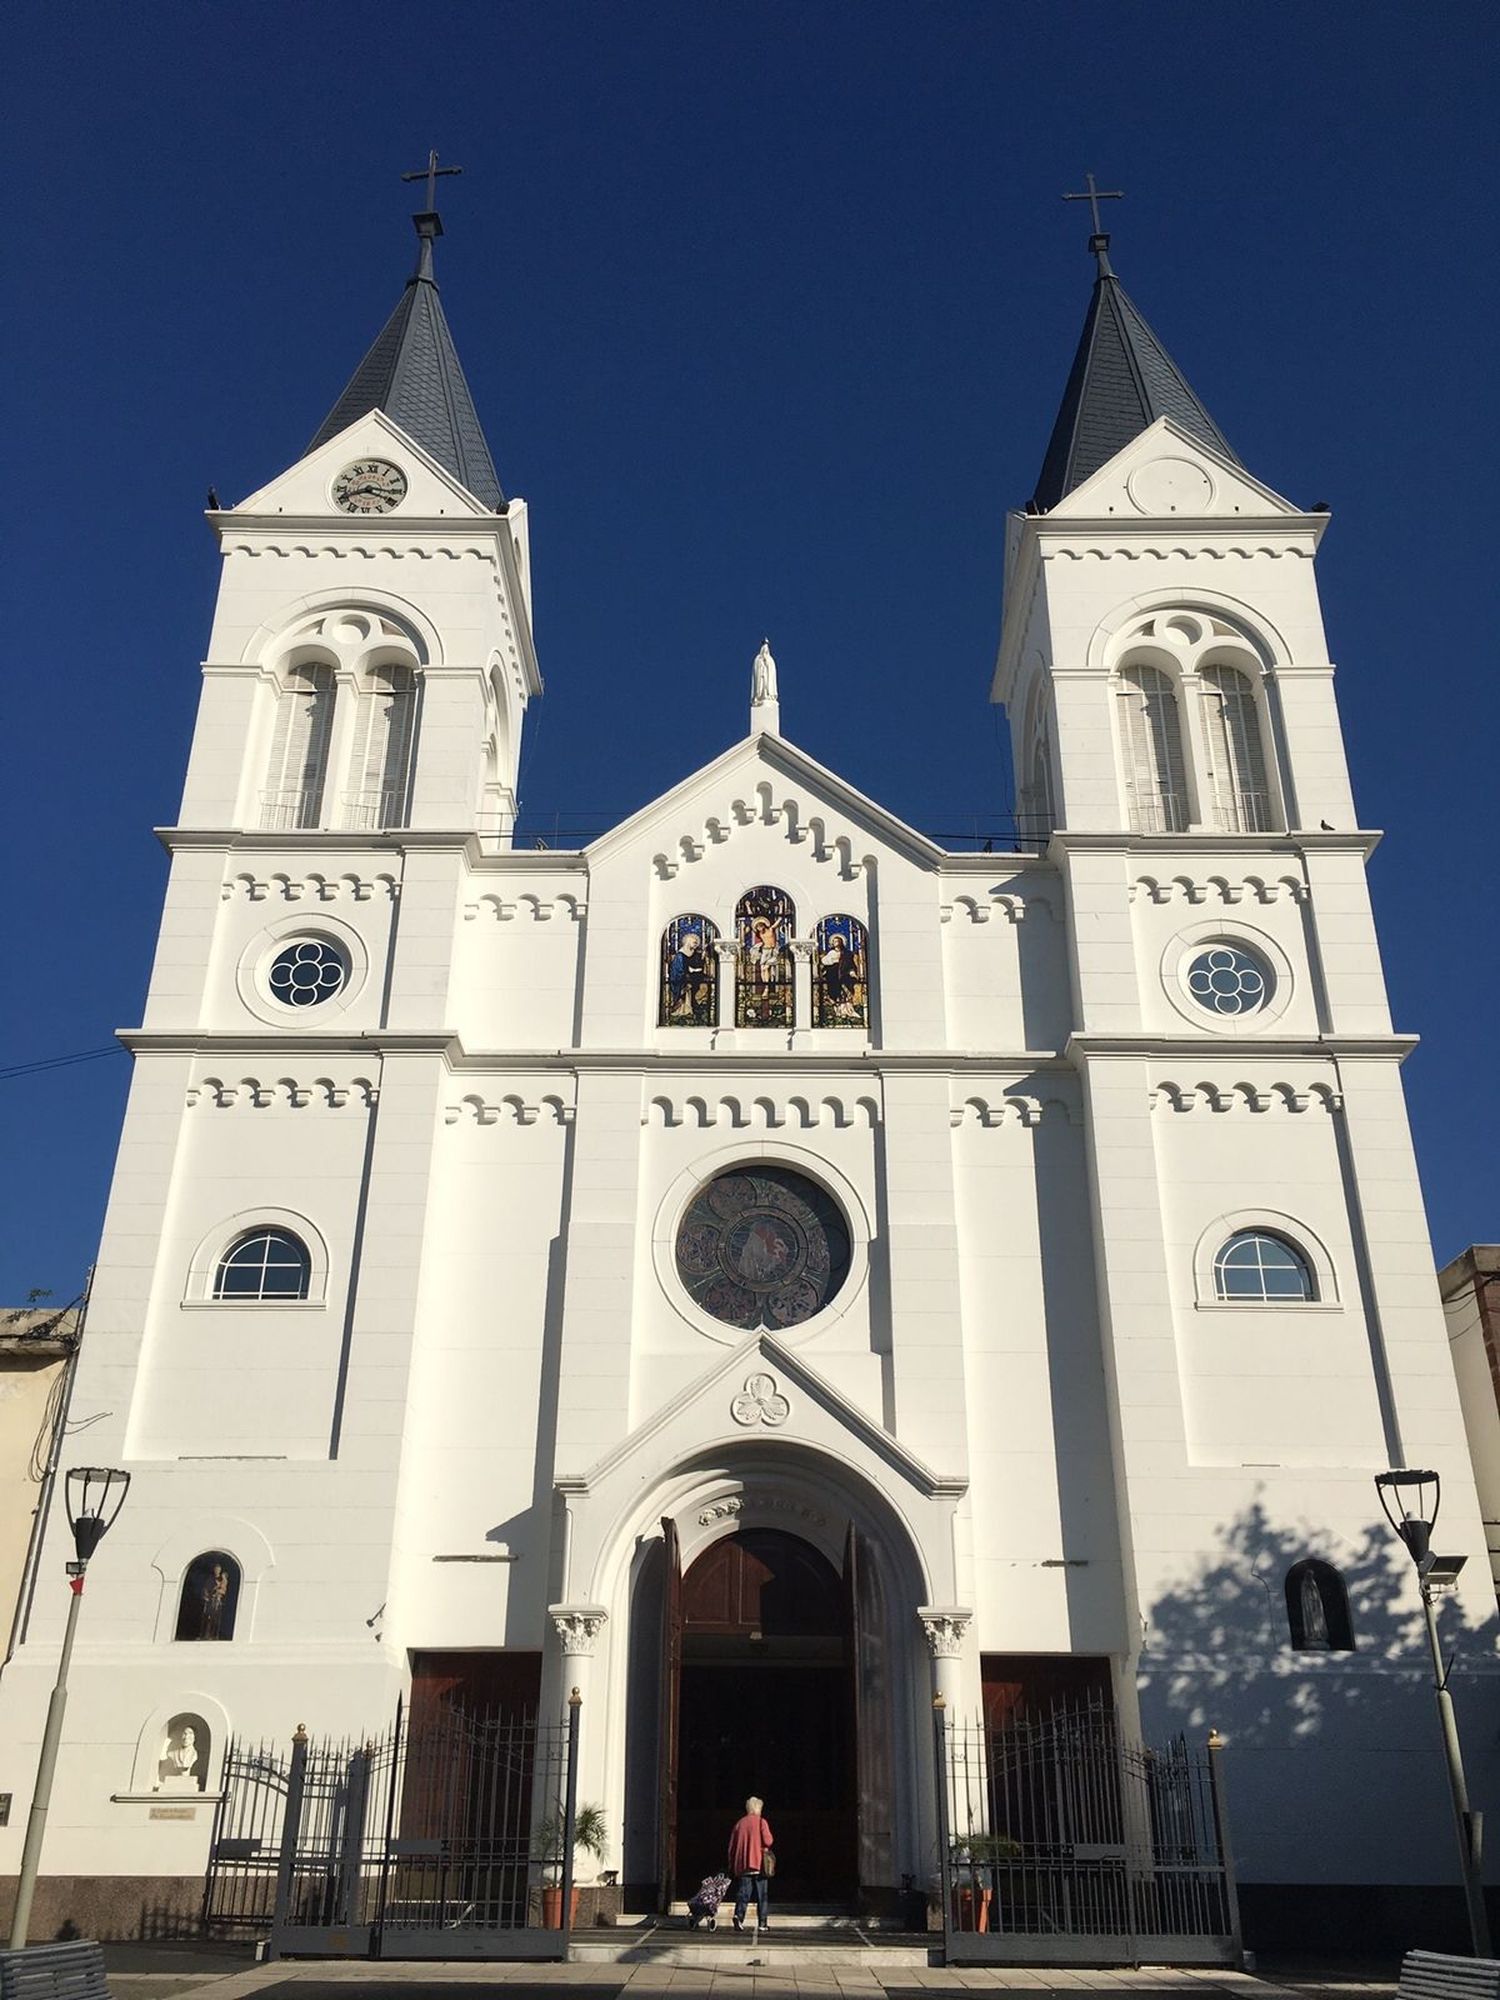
xmin=0 ymin=1305 xmax=79 ymax=1666
xmin=0 ymin=198 xmax=1494 ymax=1950
xmin=1441 ymin=1246 xmax=1500 ymax=1602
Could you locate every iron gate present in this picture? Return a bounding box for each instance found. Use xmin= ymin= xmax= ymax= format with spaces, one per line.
xmin=936 ymin=1696 xmax=1241 ymax=1965
xmin=205 ymin=1696 xmax=579 ymax=1959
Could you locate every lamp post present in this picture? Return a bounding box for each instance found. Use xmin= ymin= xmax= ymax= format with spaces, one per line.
xmin=7 ymin=1466 xmax=130 ymax=1950
xmin=1375 ymin=1467 xmax=1491 ymax=1956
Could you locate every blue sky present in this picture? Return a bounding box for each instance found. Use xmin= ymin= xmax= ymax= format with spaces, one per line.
xmin=5 ymin=2 xmax=1497 ymax=1301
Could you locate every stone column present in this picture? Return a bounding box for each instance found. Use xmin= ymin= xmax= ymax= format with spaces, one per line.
xmin=920 ymin=1607 xmax=975 ymax=1854
xmin=548 ymin=1605 xmax=610 ymax=1868
xmin=791 ymin=937 xmax=816 ymax=1031
xmin=714 ymin=939 xmax=738 ymax=1030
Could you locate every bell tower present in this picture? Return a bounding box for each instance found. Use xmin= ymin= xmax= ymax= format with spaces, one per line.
xmin=996 ymin=210 xmax=1355 ymax=848
xmin=177 ymin=173 xmax=539 ymax=848
xmin=992 ymin=198 xmax=1486 ymax=1749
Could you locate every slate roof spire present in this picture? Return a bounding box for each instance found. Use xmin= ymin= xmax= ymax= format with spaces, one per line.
xmin=1030 ymin=223 xmax=1239 ymax=512
xmin=309 ymin=202 xmax=504 ymax=510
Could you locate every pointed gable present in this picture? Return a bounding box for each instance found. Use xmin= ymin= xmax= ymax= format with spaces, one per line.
xmin=308 ymin=219 xmax=504 ymax=510
xmin=1031 ymin=251 xmax=1239 ymax=511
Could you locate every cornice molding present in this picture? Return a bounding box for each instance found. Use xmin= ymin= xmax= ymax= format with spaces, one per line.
xmin=1067 ymin=1032 xmax=1417 ymax=1062
xmin=117 ymin=1032 xmax=1070 ymax=1074
xmin=1049 ymin=829 xmax=1382 ymax=858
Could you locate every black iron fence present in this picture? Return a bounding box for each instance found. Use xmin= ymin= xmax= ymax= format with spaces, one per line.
xmin=935 ymin=1695 xmax=1240 ymax=1966
xmin=205 ymin=1696 xmax=580 ymax=1960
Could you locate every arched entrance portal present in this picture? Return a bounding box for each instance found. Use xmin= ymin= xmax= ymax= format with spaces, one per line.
xmin=674 ymin=1529 xmax=857 ymax=1903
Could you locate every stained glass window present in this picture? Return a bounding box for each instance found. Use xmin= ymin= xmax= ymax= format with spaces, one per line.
xmin=676 ymin=1166 xmax=851 ymax=1330
xmin=812 ymin=915 xmax=869 ymax=1028
xmin=1213 ymin=1230 xmax=1315 ymax=1302
xmin=736 ymin=887 xmax=796 ymax=1028
xmin=660 ymin=915 xmax=720 ymax=1026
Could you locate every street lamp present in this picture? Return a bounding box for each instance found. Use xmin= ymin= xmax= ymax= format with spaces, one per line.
xmin=7 ymin=1466 xmax=131 ymax=1950
xmin=1375 ymin=1467 xmax=1490 ymax=1957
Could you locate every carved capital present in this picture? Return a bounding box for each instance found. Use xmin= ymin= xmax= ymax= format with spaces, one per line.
xmin=917 ymin=1605 xmax=973 ymax=1659
xmin=550 ymin=1604 xmax=608 ymax=1657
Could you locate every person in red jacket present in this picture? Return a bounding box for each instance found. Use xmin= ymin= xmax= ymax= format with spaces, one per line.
xmin=727 ymin=1795 xmax=774 ymax=1930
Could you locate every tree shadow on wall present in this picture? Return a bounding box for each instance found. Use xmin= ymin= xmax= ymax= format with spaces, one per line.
xmin=1136 ymin=1494 xmax=1500 ymax=1952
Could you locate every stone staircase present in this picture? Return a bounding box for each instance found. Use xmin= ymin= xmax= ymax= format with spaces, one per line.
xmin=572 ymin=1907 xmax=938 ymax=1967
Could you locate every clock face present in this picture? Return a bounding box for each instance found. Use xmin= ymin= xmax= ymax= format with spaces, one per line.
xmin=333 ymin=458 xmax=408 ymax=515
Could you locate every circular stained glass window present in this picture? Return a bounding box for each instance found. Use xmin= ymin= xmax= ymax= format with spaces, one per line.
xmin=676 ymin=1166 xmax=851 ymax=1331
xmin=268 ymin=938 xmax=347 ymax=1009
xmin=1186 ymin=944 xmax=1271 ymax=1018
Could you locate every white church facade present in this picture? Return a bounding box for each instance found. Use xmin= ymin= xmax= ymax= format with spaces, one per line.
xmin=1 ymin=200 xmax=1494 ymax=1952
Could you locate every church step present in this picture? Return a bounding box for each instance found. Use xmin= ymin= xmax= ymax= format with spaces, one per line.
xmin=573 ymin=1922 xmax=938 ymax=1966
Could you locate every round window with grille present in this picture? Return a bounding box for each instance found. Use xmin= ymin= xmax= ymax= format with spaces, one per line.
xmin=267 ymin=938 xmax=348 ymax=1009
xmin=1185 ymin=943 xmax=1272 ymax=1018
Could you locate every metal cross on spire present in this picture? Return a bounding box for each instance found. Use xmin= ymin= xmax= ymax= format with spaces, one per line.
xmin=401 ymin=149 xmax=463 ymax=214
xmin=1063 ymin=173 xmax=1123 ymax=270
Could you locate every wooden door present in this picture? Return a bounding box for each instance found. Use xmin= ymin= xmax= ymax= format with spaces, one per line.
xmin=658 ymin=1517 xmax=683 ymax=1909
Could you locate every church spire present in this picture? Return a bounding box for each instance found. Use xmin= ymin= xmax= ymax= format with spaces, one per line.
xmin=1030 ymin=188 xmax=1239 ymax=512
xmin=308 ymin=158 xmax=504 ymax=510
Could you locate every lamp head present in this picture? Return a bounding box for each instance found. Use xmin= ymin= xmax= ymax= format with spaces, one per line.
xmin=64 ymin=1466 xmax=131 ymax=1566
xmin=1375 ymin=1468 xmax=1441 ymax=1569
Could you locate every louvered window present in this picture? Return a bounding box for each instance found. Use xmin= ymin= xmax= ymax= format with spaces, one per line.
xmin=344 ymin=667 xmax=415 ymax=829
xmin=262 ymin=664 xmax=334 ymax=829
xmin=1200 ymin=664 xmax=1275 ymax=832
xmin=1117 ymin=667 xmax=1189 ymax=832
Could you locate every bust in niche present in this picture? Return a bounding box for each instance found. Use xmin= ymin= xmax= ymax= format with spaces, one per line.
xmin=157 ymin=1713 xmax=210 ymax=1791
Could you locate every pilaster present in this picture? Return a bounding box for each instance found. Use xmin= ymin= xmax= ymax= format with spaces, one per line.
xmin=883 ymin=1074 xmax=969 ymax=1471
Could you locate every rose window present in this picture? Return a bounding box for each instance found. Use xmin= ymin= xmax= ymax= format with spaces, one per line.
xmin=1186 ymin=944 xmax=1271 ymax=1018
xmin=268 ymin=939 xmax=347 ymax=1009
xmin=675 ymin=1167 xmax=851 ymax=1330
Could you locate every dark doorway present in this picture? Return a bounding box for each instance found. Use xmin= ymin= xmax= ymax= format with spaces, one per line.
xmin=673 ymin=1530 xmax=857 ymax=1903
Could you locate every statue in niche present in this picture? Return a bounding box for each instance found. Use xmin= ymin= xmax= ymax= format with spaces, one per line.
xmin=175 ymin=1551 xmax=240 ymax=1641
xmin=1299 ymin=1568 xmax=1331 ymax=1651
xmin=157 ymin=1713 xmax=210 ymax=1791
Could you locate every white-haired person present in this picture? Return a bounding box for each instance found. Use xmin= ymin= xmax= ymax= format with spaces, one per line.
xmin=727 ymin=1794 xmax=775 ymax=1930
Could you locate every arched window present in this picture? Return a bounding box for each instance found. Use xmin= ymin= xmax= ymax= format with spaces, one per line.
xmin=262 ymin=663 xmax=335 ymax=829
xmin=344 ymin=665 xmax=415 ymax=828
xmin=813 ymin=915 xmax=869 ymax=1028
xmin=213 ymin=1229 xmax=312 ymax=1302
xmin=1213 ymin=1230 xmax=1316 ymax=1303
xmin=1117 ymin=666 xmax=1189 ymax=832
xmin=1285 ymin=1559 xmax=1353 ymax=1652
xmin=175 ymin=1552 xmax=241 ymax=1642
xmin=1200 ymin=665 xmax=1274 ymax=832
xmin=736 ymin=888 xmax=796 ymax=1028
xmin=660 ymin=915 xmax=720 ymax=1026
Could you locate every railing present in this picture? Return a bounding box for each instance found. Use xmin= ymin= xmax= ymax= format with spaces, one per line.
xmin=341 ymin=789 xmax=405 ymax=831
xmin=1128 ymin=791 xmax=1190 ymax=835
xmin=205 ymin=1699 xmax=580 ymax=1961
xmin=1209 ymin=789 xmax=1276 ymax=833
xmin=259 ymin=789 xmax=322 ymax=831
xmin=935 ymin=1695 xmax=1239 ymax=1966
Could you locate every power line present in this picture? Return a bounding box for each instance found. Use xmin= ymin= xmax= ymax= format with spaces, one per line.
xmin=0 ymin=1045 xmax=125 ymax=1084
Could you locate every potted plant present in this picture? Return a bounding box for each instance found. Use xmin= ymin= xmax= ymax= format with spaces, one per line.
xmin=535 ymin=1804 xmax=608 ymax=1929
xmin=949 ymin=1832 xmax=1021 ymax=1934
